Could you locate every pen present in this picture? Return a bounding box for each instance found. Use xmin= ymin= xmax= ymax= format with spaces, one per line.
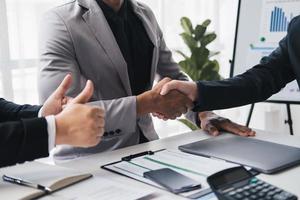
xmin=122 ymin=151 xmax=155 ymax=161
xmin=2 ymin=175 xmax=52 ymax=193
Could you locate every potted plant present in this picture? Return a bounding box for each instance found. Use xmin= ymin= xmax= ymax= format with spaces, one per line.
xmin=177 ymin=17 xmax=222 ymax=130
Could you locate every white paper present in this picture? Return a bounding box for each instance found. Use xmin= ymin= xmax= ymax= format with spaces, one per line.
xmin=53 ymin=176 xmax=153 ymax=200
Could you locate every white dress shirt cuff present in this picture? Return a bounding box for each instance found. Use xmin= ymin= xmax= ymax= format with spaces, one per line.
xmin=38 ymin=107 xmax=56 ymax=151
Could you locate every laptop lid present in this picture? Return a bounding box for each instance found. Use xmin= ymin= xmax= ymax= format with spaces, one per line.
xmin=179 ymin=135 xmax=300 ymax=174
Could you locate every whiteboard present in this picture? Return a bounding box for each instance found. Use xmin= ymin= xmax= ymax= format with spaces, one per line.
xmin=232 ymin=0 xmax=300 ymax=103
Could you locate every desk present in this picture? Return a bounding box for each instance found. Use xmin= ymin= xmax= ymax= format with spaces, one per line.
xmin=40 ymin=130 xmax=300 ymax=199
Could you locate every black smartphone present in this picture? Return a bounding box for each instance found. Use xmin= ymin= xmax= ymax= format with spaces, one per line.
xmin=143 ymin=168 xmax=201 ymax=194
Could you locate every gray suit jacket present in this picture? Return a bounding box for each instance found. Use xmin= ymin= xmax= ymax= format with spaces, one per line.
xmin=38 ymin=0 xmax=195 ymax=159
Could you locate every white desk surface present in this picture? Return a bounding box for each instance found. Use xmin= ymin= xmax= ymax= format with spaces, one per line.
xmin=40 ymin=130 xmax=300 ymax=199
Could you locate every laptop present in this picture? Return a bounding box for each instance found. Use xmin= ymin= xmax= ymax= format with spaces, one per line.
xmin=179 ymin=135 xmax=300 ymax=174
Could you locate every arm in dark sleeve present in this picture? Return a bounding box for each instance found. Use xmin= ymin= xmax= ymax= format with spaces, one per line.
xmin=0 ymin=118 xmax=49 ymax=168
xmin=0 ymin=98 xmax=41 ymax=122
xmin=193 ymin=17 xmax=299 ymax=112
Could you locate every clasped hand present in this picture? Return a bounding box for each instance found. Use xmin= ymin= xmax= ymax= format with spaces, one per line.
xmin=144 ymin=78 xmax=255 ymax=137
xmin=137 ymin=78 xmax=193 ymax=120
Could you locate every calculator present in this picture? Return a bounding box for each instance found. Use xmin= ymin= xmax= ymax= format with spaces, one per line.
xmin=207 ymin=166 xmax=297 ymax=200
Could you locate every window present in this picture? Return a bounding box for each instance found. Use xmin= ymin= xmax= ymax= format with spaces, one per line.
xmin=0 ymin=0 xmax=238 ymax=136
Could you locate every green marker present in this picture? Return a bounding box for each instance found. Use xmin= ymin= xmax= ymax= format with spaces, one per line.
xmin=260 ymin=37 xmax=266 ymax=42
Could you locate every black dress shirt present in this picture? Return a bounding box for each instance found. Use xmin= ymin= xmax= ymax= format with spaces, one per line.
xmin=97 ymin=0 xmax=154 ymax=96
xmin=97 ymin=0 xmax=154 ymax=143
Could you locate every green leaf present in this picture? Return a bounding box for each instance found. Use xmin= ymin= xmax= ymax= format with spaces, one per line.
xmin=202 ymin=19 xmax=211 ymax=27
xmin=200 ymin=33 xmax=217 ymax=47
xmin=180 ymin=17 xmax=193 ymax=35
xmin=179 ymin=59 xmax=198 ymax=81
xmin=211 ymin=59 xmax=220 ymax=72
xmin=177 ymin=118 xmax=199 ymax=131
xmin=180 ymin=33 xmax=197 ymax=51
xmin=191 ymin=47 xmax=209 ymax=69
xmin=176 ymin=50 xmax=189 ymax=59
xmin=194 ymin=25 xmax=206 ymax=41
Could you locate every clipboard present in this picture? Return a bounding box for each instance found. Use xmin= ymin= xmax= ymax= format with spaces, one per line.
xmin=101 ymin=149 xmax=238 ymax=199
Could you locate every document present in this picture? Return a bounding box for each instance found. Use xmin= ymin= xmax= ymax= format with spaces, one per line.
xmin=50 ymin=176 xmax=154 ymax=200
xmin=103 ymin=150 xmax=237 ymax=199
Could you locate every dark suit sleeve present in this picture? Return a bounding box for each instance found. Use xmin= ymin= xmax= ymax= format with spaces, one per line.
xmin=0 ymin=98 xmax=42 ymax=122
xmin=0 ymin=99 xmax=49 ymax=168
xmin=193 ymin=16 xmax=300 ymax=112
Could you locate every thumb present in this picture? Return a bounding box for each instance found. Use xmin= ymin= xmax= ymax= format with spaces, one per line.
xmin=53 ymin=74 xmax=72 ymax=98
xmin=207 ymin=124 xmax=220 ymax=136
xmin=72 ymin=80 xmax=94 ymax=104
xmin=160 ymin=80 xmax=180 ymax=95
xmin=153 ymin=77 xmax=172 ymax=90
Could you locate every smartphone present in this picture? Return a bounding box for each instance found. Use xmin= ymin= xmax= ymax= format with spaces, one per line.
xmin=143 ymin=168 xmax=201 ymax=194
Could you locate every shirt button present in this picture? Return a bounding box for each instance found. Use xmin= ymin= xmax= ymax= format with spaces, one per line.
xmin=116 ymin=129 xmax=121 ymax=134
xmin=109 ymin=131 xmax=115 ymax=136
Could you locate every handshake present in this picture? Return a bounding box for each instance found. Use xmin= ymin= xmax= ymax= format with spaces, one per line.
xmin=136 ymin=78 xmax=199 ymax=120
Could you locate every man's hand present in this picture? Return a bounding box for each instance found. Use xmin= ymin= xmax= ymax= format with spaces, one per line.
xmin=42 ymin=74 xmax=105 ymax=148
xmin=55 ymin=104 xmax=105 ymax=147
xmin=160 ymin=80 xmax=198 ymax=101
xmin=158 ymin=80 xmax=255 ymax=137
xmin=41 ymin=74 xmax=94 ymax=116
xmin=137 ymin=78 xmax=193 ymax=119
xmin=199 ymin=111 xmax=255 ymax=137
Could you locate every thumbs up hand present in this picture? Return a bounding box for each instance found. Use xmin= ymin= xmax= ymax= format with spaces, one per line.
xmin=41 ymin=74 xmax=105 ymax=148
xmin=41 ymin=74 xmax=95 ymax=116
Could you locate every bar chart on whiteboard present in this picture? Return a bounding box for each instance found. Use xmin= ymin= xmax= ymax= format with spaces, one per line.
xmin=233 ymin=0 xmax=300 ymax=102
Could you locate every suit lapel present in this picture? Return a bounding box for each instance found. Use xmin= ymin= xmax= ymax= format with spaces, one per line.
xmin=78 ymin=0 xmax=160 ymax=93
xmin=78 ymin=0 xmax=132 ymax=95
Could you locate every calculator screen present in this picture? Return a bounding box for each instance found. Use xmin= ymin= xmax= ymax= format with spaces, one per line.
xmin=211 ymin=168 xmax=251 ymax=189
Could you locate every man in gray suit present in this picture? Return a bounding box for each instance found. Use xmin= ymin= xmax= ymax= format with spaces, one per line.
xmin=38 ymin=0 xmax=254 ymax=159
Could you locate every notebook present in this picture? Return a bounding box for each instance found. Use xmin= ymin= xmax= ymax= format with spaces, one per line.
xmin=179 ymin=134 xmax=300 ymax=174
xmin=0 ymin=161 xmax=92 ymax=200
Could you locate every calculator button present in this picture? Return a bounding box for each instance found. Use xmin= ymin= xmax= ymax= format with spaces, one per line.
xmin=250 ymin=188 xmax=258 ymax=193
xmin=256 ymin=185 xmax=264 ymax=190
xmin=258 ymin=192 xmax=265 ymax=197
xmin=243 ymin=191 xmax=251 ymax=197
xmin=250 ymin=195 xmax=257 ymax=199
xmin=262 ymin=183 xmax=269 ymax=188
xmin=243 ymin=185 xmax=251 ymax=190
xmin=267 ymin=191 xmax=277 ymax=196
xmin=234 ymin=194 xmax=243 ymax=199
xmin=257 ymin=180 xmax=264 ymax=185
xmin=236 ymin=188 xmax=244 ymax=193
xmin=262 ymin=188 xmax=271 ymax=193
xmin=250 ymin=178 xmax=258 ymax=184
xmin=274 ymin=188 xmax=283 ymax=193
xmin=228 ymin=191 xmax=236 ymax=196
xmin=265 ymin=196 xmax=273 ymax=200
xmin=269 ymin=185 xmax=276 ymax=190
